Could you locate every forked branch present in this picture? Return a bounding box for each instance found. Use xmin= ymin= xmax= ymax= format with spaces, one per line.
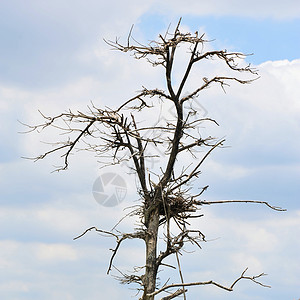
xmin=74 ymin=227 xmax=145 ymax=274
xmin=147 ymin=268 xmax=270 ymax=297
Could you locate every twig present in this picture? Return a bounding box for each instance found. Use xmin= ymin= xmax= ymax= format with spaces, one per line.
xmin=175 ymin=252 xmax=186 ymax=300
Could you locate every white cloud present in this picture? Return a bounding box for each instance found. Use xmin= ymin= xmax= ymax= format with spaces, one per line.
xmin=203 ymin=160 xmax=254 ymax=180
xmin=0 ymin=281 xmax=30 ymax=294
xmin=0 ymin=239 xmax=134 ymax=299
xmin=151 ymin=0 xmax=300 ymax=19
xmin=35 ymin=243 xmax=77 ymax=262
xmin=180 ymin=208 xmax=300 ymax=298
xmin=195 ymin=58 xmax=300 ymax=168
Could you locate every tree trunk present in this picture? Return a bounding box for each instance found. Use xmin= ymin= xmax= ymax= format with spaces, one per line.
xmin=142 ymin=207 xmax=160 ymax=300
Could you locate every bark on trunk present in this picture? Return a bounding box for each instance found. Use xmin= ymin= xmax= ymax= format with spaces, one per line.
xmin=142 ymin=207 xmax=160 ymax=300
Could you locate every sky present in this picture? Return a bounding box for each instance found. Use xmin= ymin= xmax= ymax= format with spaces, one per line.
xmin=0 ymin=1 xmax=300 ymax=299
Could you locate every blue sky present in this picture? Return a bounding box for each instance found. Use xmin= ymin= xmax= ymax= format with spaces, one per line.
xmin=0 ymin=1 xmax=300 ymax=299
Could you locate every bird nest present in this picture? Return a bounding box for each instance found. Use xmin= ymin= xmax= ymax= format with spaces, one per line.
xmin=157 ymin=194 xmax=197 ymax=218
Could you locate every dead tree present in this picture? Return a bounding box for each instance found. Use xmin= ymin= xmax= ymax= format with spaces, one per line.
xmin=24 ymin=19 xmax=285 ymax=299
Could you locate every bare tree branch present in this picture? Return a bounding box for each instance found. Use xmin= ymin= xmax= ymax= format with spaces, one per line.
xmin=170 ymin=139 xmax=225 ymax=192
xmin=175 ymin=252 xmax=186 ymax=300
xmin=160 ymin=288 xmax=187 ymax=300
xmin=198 ymin=199 xmax=286 ymax=211
xmin=147 ymin=268 xmax=270 ymax=297
xmin=74 ymin=227 xmax=145 ymax=275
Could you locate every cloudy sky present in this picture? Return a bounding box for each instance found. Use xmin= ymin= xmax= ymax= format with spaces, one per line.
xmin=1 ymin=1 xmax=300 ymax=299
